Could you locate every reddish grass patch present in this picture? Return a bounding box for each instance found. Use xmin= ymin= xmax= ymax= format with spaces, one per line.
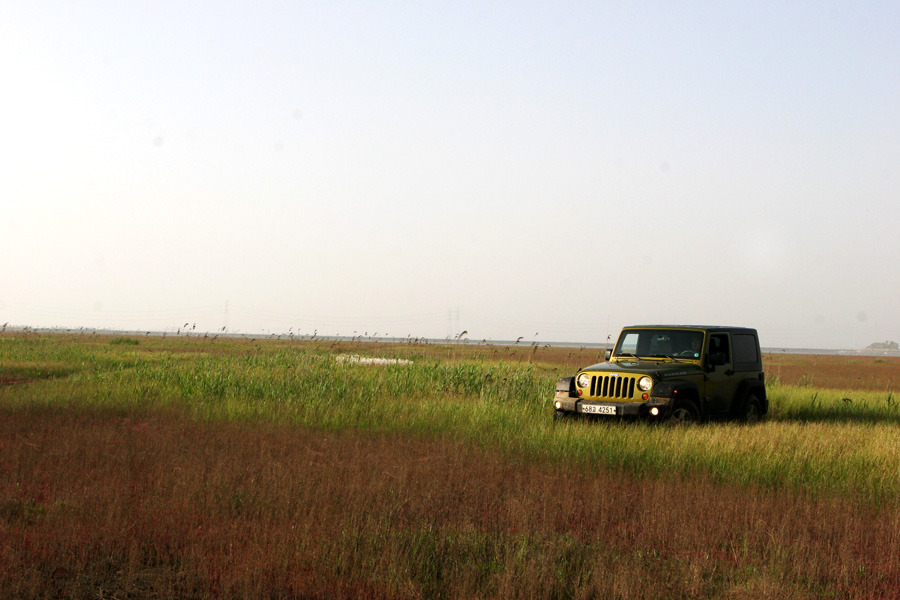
xmin=2 ymin=407 xmax=899 ymax=599
xmin=763 ymin=353 xmax=899 ymax=391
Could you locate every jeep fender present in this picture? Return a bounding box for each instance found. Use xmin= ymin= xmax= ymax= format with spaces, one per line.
xmin=731 ymin=379 xmax=768 ymax=415
xmin=556 ymin=376 xmax=575 ymax=396
xmin=653 ymin=380 xmax=702 ymax=412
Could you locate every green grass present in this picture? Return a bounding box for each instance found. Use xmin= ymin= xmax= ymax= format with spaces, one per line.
xmin=3 ymin=333 xmax=899 ymax=500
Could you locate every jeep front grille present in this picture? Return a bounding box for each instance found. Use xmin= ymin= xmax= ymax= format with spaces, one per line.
xmin=588 ymin=375 xmax=637 ymax=399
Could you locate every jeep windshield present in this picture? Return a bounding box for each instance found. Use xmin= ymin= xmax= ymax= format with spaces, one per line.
xmin=612 ymin=329 xmax=704 ymax=361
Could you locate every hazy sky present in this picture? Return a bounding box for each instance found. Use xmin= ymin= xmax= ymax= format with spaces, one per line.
xmin=3 ymin=1 xmax=898 ymax=348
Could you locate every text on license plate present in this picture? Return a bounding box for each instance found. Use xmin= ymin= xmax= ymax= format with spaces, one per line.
xmin=582 ymin=404 xmax=616 ymax=415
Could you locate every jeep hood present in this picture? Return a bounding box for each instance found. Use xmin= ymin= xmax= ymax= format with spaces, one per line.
xmin=579 ymin=360 xmax=703 ymax=378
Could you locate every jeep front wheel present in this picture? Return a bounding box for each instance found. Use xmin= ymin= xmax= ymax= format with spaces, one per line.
xmin=669 ymin=401 xmax=699 ymax=424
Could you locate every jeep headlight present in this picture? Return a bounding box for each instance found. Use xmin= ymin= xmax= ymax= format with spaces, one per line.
xmin=638 ymin=376 xmax=653 ymax=392
xmin=577 ymin=373 xmax=591 ymax=388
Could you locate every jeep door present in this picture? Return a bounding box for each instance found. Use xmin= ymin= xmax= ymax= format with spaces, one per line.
xmin=706 ymin=333 xmax=740 ymax=414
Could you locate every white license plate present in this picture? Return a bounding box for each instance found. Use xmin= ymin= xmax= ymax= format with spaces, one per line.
xmin=582 ymin=404 xmax=616 ymax=415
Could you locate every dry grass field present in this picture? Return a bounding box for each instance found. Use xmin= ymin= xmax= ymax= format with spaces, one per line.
xmin=762 ymin=352 xmax=898 ymax=391
xmin=4 ymin=409 xmax=899 ymax=600
xmin=1 ymin=333 xmax=899 ymax=599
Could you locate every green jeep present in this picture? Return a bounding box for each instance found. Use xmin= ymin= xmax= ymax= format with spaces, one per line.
xmin=553 ymin=325 xmax=767 ymax=423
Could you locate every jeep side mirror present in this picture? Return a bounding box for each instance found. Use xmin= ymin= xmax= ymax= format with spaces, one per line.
xmin=707 ymin=352 xmax=727 ymax=369
xmin=605 ymin=348 xmax=612 ymax=361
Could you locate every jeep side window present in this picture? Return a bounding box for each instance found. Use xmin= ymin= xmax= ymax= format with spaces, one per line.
xmin=733 ymin=334 xmax=758 ymax=363
xmin=709 ymin=333 xmax=730 ymax=363
xmin=732 ymin=333 xmax=760 ymax=371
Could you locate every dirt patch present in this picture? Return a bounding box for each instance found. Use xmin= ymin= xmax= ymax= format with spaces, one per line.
xmin=336 ymin=354 xmax=413 ymax=366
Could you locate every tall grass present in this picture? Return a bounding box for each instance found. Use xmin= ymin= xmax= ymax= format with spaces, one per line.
xmin=3 ymin=334 xmax=900 ymax=500
xmin=771 ymin=383 xmax=899 ymax=422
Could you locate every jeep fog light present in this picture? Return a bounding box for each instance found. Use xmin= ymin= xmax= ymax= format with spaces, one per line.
xmin=650 ymin=407 xmax=660 ymax=416
xmin=554 ymin=400 xmax=562 ymax=410
xmin=577 ymin=373 xmax=591 ymax=388
xmin=638 ymin=376 xmax=652 ymax=391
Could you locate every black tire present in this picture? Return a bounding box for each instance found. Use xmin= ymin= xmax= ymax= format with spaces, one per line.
xmin=741 ymin=394 xmax=763 ymax=424
xmin=669 ymin=400 xmax=700 ymax=424
xmin=554 ymin=410 xmax=571 ymax=422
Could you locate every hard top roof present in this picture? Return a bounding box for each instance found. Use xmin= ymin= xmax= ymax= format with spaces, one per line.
xmin=621 ymin=325 xmax=758 ymax=333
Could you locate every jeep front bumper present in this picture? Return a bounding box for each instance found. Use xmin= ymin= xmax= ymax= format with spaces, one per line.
xmin=554 ymin=390 xmax=674 ymax=419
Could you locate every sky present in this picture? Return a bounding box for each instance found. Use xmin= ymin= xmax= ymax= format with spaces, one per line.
xmin=2 ymin=1 xmax=898 ymax=349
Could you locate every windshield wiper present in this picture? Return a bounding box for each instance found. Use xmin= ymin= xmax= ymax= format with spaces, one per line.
xmin=665 ymin=355 xmax=699 ymax=363
xmin=643 ymin=354 xmax=676 ymax=362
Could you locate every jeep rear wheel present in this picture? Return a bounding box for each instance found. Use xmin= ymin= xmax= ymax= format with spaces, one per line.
xmin=741 ymin=394 xmax=763 ymax=424
xmin=669 ymin=401 xmax=699 ymax=424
